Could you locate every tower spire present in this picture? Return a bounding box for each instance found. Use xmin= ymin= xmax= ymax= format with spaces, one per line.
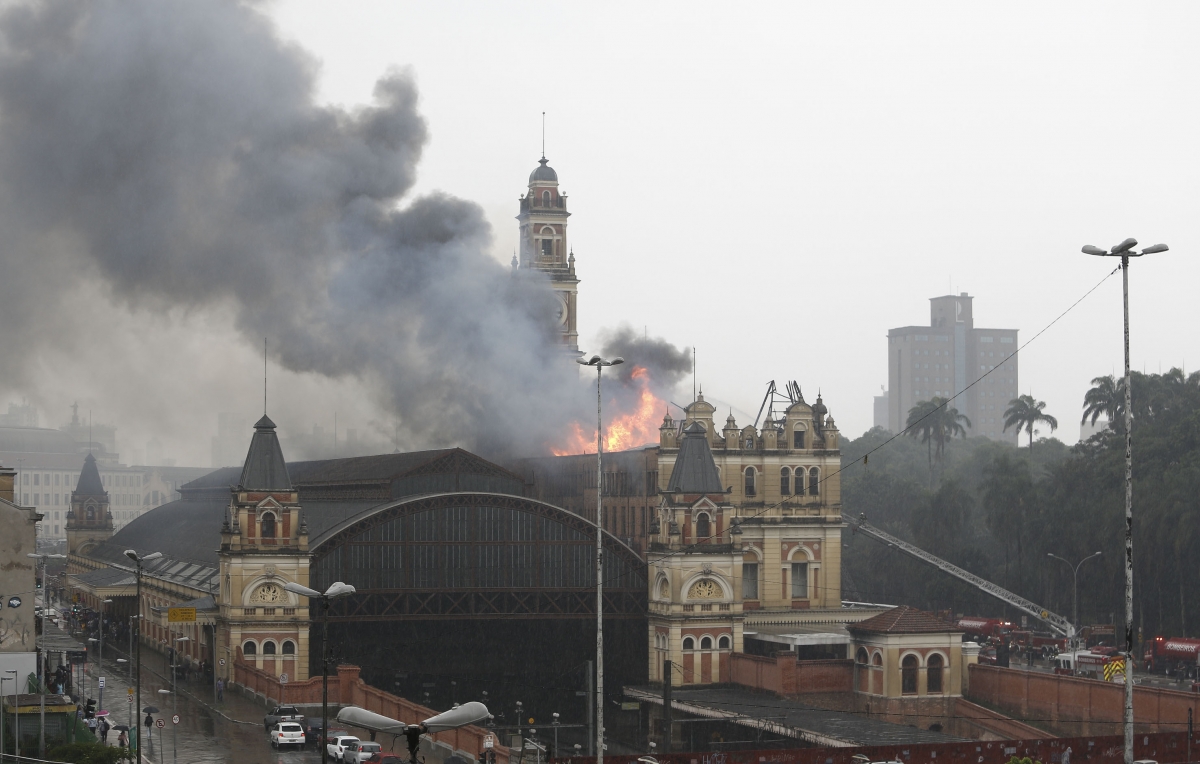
xmin=264 ymin=337 xmax=268 ymax=415
xmin=541 ymin=111 xmax=546 ymax=158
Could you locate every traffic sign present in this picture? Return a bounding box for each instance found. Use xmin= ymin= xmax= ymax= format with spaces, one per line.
xmin=99 ymin=677 xmax=105 ymax=688
xmin=155 ymin=719 xmax=165 ymax=729
xmin=168 ymin=607 xmax=196 ymax=623
xmin=127 ymin=696 xmax=132 ymax=703
xmin=172 ymin=714 xmax=180 ymax=725
xmin=484 ymin=735 xmax=494 ymax=749
xmin=279 ymin=673 xmax=288 ymax=684
xmin=218 ymin=659 xmax=226 ymax=666
xmin=127 ymin=688 xmax=133 ymax=695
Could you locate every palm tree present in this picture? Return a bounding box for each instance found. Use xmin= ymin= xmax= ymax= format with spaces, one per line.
xmin=906 ymin=399 xmax=939 ymax=485
xmin=1082 ymin=375 xmax=1123 ymax=431
xmin=906 ymin=397 xmax=970 ymax=486
xmin=1004 ymin=394 xmax=1058 ymax=448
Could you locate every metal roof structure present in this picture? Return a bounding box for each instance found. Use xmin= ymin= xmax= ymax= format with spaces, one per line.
xmin=625 ymin=685 xmax=967 ymax=747
xmin=74 ymin=452 xmax=106 ymax=497
xmin=529 ymin=157 xmax=558 ymax=183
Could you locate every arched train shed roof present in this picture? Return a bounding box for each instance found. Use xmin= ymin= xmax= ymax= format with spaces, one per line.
xmin=311 ymin=492 xmax=647 ymax=622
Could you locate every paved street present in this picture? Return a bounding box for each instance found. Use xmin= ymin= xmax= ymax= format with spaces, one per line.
xmin=82 ymin=645 xmax=341 ymax=764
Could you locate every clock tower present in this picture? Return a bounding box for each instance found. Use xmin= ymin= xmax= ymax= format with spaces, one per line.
xmin=216 ymin=415 xmax=312 ymax=683
xmin=516 ymin=155 xmax=580 ymax=352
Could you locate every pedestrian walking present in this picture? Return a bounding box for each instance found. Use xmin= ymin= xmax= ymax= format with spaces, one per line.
xmin=1062 ymin=746 xmax=1072 ymax=764
xmin=87 ymin=715 xmax=98 ymax=736
xmin=100 ymin=717 xmax=110 ymax=744
xmin=217 ymin=677 xmax=224 ymax=701
xmin=117 ymin=729 xmax=127 ymax=748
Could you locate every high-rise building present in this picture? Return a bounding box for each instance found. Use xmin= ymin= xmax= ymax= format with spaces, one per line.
xmin=515 ymin=155 xmax=580 ymax=352
xmin=887 ymin=293 xmax=1018 ymax=443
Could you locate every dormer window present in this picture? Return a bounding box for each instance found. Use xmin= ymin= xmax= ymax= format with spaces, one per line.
xmin=695 ymin=513 xmax=710 ymax=541
xmin=261 ymin=512 xmax=276 ymax=539
xmin=793 ymin=427 xmax=806 ymax=449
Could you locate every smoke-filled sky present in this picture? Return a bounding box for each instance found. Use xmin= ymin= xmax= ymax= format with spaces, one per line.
xmin=1 ymin=1 xmax=1198 ymax=465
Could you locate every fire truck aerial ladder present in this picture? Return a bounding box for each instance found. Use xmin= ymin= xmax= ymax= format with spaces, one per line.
xmin=847 ymin=514 xmax=1076 ymax=642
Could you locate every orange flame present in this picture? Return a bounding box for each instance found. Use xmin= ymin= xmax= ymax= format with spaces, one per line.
xmin=550 ymin=366 xmax=664 ymax=455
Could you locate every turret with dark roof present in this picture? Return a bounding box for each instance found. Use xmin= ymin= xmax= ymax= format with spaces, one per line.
xmin=73 ymin=452 xmax=106 ymax=498
xmin=238 ymin=415 xmax=292 ymax=491
xmin=666 ymin=421 xmax=725 ymax=494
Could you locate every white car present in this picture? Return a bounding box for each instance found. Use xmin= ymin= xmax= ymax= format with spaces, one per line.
xmin=343 ymin=741 xmax=383 ymax=763
xmin=270 ymin=722 xmax=306 ymax=749
xmin=327 ymin=735 xmax=360 ymax=762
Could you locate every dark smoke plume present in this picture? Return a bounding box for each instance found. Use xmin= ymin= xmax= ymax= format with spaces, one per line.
xmin=0 ymin=0 xmax=687 ymax=458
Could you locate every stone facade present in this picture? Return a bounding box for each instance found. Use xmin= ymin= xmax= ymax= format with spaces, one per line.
xmin=648 ymin=388 xmax=847 ymax=686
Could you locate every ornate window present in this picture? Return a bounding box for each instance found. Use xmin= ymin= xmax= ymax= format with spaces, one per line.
xmin=927 ymin=653 xmax=944 ymax=693
xmin=261 ymin=511 xmax=276 ymax=539
xmin=262 ymin=640 xmax=277 ymax=656
xmin=687 ymin=579 xmax=722 ymax=599
xmin=793 ymin=427 xmax=806 ymax=449
xmin=657 ymin=578 xmax=670 ymax=599
xmin=700 ymin=636 xmax=712 ymax=650
xmin=790 ymin=562 xmax=808 ymax=599
xmin=542 ymin=190 xmax=551 ymax=206
xmin=242 ymin=640 xmax=257 ymax=656
xmin=780 ymin=467 xmax=791 ymax=495
xmin=856 ymin=647 xmax=869 ymax=664
xmin=718 ymin=635 xmax=731 ymax=649
xmin=744 ymin=467 xmax=756 ymax=497
xmin=282 ymin=640 xmax=296 ymax=655
xmin=741 ymin=563 xmax=759 ymax=600
xmin=682 ymin=636 xmax=695 ymax=651
xmin=808 ymin=467 xmax=820 ymax=495
xmin=250 ymin=583 xmax=285 ymax=604
xmin=902 ymin=654 xmax=919 ymax=694
xmin=695 ymin=513 xmax=710 ymax=541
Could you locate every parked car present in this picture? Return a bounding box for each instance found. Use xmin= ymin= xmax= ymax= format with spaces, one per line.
xmin=264 ymin=705 xmax=305 ymax=732
xmin=343 ymin=741 xmax=384 ymax=763
xmin=327 ymin=735 xmax=361 ymax=762
xmin=364 ymin=753 xmax=403 ymax=764
xmin=307 ymin=721 xmax=347 ymax=749
xmin=270 ymin=722 xmax=306 ymax=749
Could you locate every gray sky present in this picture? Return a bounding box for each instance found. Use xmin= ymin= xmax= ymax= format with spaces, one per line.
xmin=267 ymin=1 xmax=1200 ymax=437
xmin=3 ymin=1 xmax=1197 ymax=465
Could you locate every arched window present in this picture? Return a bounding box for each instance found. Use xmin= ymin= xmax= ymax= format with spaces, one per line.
xmin=282 ymin=640 xmax=296 ymax=655
xmin=695 ymin=513 xmax=710 ymax=541
xmin=262 ymin=641 xmax=277 ymax=656
xmin=542 ymin=190 xmax=551 ymax=206
xmin=780 ymin=467 xmax=791 ymax=495
xmin=927 ymin=653 xmax=944 ymax=693
xmin=700 ymin=636 xmax=713 ymax=650
xmin=86 ymin=506 xmax=95 ymax=521
xmin=242 ymin=641 xmax=257 ymax=656
xmin=682 ymin=637 xmax=695 ymax=651
xmin=793 ymin=426 xmax=806 ymax=449
xmin=872 ymin=652 xmax=882 ymax=666
xmin=902 ymin=654 xmax=919 ymax=694
xmin=856 ymin=647 xmax=869 ymax=664
xmin=261 ymin=512 xmax=276 ymax=539
xmin=718 ymin=635 xmax=731 ymax=649
xmin=808 ymin=467 xmax=820 ymax=495
xmin=744 ymin=467 xmax=756 ymax=497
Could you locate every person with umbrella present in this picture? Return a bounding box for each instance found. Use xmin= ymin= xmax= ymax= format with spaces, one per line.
xmin=143 ymin=707 xmax=158 ymax=747
xmin=98 ymin=713 xmax=111 ymax=744
xmin=116 ymin=728 xmax=127 ymax=748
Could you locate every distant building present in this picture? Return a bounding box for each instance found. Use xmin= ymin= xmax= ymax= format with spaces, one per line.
xmin=873 ymin=388 xmax=889 ymax=430
xmin=0 ymin=461 xmax=40 ymax=682
xmin=1080 ymin=418 xmax=1110 ymax=441
xmin=0 ymin=402 xmax=38 ymax=428
xmin=887 ymin=293 xmax=1018 ymax=443
xmin=516 ymin=155 xmax=579 ymax=352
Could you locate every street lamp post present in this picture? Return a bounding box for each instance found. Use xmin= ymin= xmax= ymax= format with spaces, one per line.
xmin=1047 ymin=552 xmax=1102 ymax=646
xmin=1083 ymin=237 xmax=1168 ymax=764
xmin=124 ymin=549 xmax=162 ymax=761
xmin=28 ymin=552 xmax=65 ymax=757
xmin=160 ymin=634 xmax=189 ymax=764
xmin=575 ymin=353 xmax=623 ymax=764
xmin=97 ymin=598 xmax=112 ymax=714
xmin=552 ymin=712 xmax=560 ymax=759
xmin=116 ymin=658 xmax=129 ymax=732
xmin=281 ymin=580 xmax=356 ymax=760
xmin=5 ymin=669 xmax=17 ymax=760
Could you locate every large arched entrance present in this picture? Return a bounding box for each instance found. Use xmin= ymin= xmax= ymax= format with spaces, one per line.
xmin=309 ymin=492 xmax=648 ymax=733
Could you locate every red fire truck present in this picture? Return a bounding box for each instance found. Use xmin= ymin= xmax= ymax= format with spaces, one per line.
xmin=1144 ymin=636 xmax=1200 ymax=674
xmin=956 ymin=617 xmax=1015 ymax=644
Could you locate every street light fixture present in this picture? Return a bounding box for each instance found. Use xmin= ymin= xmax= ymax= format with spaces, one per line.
xmin=1047 ymin=552 xmax=1102 ymax=647
xmin=574 ymin=352 xmax=623 ymax=764
xmin=28 ymin=552 xmax=65 ymax=757
xmin=1082 ymin=237 xmax=1167 ymax=764
xmin=281 ymin=580 xmax=356 ymax=756
xmin=125 ymin=549 xmax=162 ymax=760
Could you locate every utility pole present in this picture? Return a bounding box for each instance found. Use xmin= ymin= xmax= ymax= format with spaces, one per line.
xmin=584 ymin=660 xmax=594 ymax=756
xmin=662 ymin=661 xmax=672 ymax=754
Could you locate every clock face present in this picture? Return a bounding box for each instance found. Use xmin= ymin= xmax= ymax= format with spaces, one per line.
xmin=252 ymin=583 xmax=283 ymax=603
xmin=555 ymin=295 xmax=567 ymax=326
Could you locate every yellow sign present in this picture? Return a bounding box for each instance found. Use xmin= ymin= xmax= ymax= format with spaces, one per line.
xmin=1104 ymin=658 xmax=1126 ymax=682
xmin=168 ymin=607 xmax=196 ymax=623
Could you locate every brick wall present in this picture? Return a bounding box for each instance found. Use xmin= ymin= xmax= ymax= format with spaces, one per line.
xmin=968 ymin=664 xmax=1200 ymax=736
xmin=729 ymin=653 xmax=853 ymax=696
